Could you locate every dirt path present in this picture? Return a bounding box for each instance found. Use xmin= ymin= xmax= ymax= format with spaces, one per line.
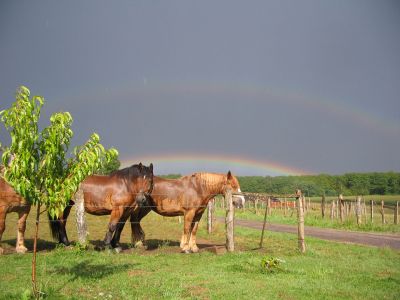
xmin=216 ymin=217 xmax=400 ymax=250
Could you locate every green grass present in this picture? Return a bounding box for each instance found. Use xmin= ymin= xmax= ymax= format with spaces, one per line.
xmin=1 ymin=209 xmax=400 ymax=299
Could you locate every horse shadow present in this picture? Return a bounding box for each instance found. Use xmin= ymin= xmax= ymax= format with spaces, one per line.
xmin=1 ymin=238 xmax=57 ymax=253
xmin=51 ymin=259 xmax=137 ymax=281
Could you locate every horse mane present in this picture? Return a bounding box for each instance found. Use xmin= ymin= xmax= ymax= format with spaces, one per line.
xmin=189 ymin=172 xmax=227 ymax=192
xmin=110 ymin=164 xmax=144 ymax=180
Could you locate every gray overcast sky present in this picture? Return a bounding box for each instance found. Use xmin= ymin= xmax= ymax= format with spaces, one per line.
xmin=0 ymin=0 xmax=399 ymax=176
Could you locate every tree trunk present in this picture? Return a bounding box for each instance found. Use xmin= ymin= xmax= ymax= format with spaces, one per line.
xmin=74 ymin=186 xmax=87 ymax=245
xmin=32 ymin=204 xmax=40 ymax=298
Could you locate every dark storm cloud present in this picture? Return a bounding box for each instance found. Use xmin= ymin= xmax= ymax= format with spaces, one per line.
xmin=1 ymin=0 xmax=399 ymax=175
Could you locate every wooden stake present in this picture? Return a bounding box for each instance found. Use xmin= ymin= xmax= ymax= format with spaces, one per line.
xmin=381 ymin=200 xmax=385 ymax=224
xmin=321 ymin=194 xmax=326 ymax=218
xmin=259 ymin=197 xmax=269 ymax=248
xmin=395 ymin=202 xmax=399 ymax=225
xmin=330 ymin=199 xmax=335 ymax=220
xmin=32 ymin=204 xmax=41 ymax=299
xmin=207 ymin=199 xmax=214 ymax=234
xmin=296 ymin=190 xmax=306 ymax=253
xmin=356 ymin=196 xmax=362 ymax=226
xmin=339 ymin=194 xmax=344 ymax=222
xmin=370 ymin=200 xmax=374 ymax=224
xmin=225 ymin=188 xmax=234 ymax=252
xmin=267 ymin=197 xmax=271 ymax=216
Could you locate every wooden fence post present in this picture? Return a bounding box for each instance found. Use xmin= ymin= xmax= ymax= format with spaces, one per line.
xmin=296 ymin=190 xmax=306 ymax=253
xmin=284 ymin=199 xmax=287 ymax=216
xmin=74 ymin=185 xmax=87 ymax=246
xmin=395 ymin=202 xmax=399 ymax=225
xmin=259 ymin=197 xmax=270 ymax=248
xmin=255 ymin=198 xmax=258 ymax=215
xmin=321 ymin=194 xmax=326 ymax=218
xmin=207 ymin=199 xmax=214 ymax=234
xmin=381 ymin=200 xmax=386 ymax=224
xmin=330 ymin=199 xmax=335 ymax=220
xmin=225 ymin=188 xmax=234 ymax=252
xmin=339 ymin=194 xmax=344 ymax=222
xmin=356 ymin=196 xmax=362 ymax=226
xmin=336 ymin=199 xmax=339 ymax=220
xmin=363 ymin=198 xmax=367 ymax=223
xmin=267 ymin=197 xmax=271 ymax=215
xmin=370 ymin=200 xmax=374 ymax=224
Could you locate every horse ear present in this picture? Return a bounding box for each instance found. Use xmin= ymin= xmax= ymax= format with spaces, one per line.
xmin=149 ymin=163 xmax=153 ymax=173
xmin=227 ymin=170 xmax=232 ymax=179
xmin=139 ymin=162 xmax=143 ymax=171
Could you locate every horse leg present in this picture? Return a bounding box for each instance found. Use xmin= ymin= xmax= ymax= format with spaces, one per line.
xmin=181 ymin=209 xmax=196 ymax=253
xmin=16 ymin=206 xmax=30 ymax=254
xmin=110 ymin=210 xmax=132 ymax=251
xmin=103 ymin=208 xmax=122 ymax=249
xmin=0 ymin=208 xmax=6 ymax=255
xmin=58 ymin=202 xmax=73 ymax=246
xmin=130 ymin=207 xmax=151 ymax=248
xmin=188 ymin=212 xmax=204 ymax=253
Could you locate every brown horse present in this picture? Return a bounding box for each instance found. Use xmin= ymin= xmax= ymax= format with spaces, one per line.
xmin=57 ymin=163 xmax=154 ymax=251
xmin=119 ymin=171 xmax=245 ymax=253
xmin=0 ymin=175 xmax=31 ymax=255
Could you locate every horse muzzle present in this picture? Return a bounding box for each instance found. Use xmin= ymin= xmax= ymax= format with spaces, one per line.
xmin=135 ymin=193 xmax=148 ymax=207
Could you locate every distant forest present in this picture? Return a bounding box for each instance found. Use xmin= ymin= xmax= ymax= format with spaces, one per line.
xmin=161 ymin=172 xmax=400 ymax=196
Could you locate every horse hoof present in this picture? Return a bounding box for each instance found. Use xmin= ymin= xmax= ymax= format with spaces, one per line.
xmin=191 ymin=248 xmax=199 ymax=253
xmin=0 ymin=248 xmax=4 ymax=255
xmin=134 ymin=241 xmax=144 ymax=248
xmin=113 ymin=247 xmax=122 ymax=254
xmin=16 ymin=246 xmax=28 ymax=254
xmin=181 ymin=249 xmax=192 ymax=254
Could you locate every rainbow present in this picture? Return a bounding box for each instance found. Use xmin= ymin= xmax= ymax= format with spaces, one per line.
xmin=71 ymin=80 xmax=400 ymax=136
xmin=120 ymin=153 xmax=311 ymax=176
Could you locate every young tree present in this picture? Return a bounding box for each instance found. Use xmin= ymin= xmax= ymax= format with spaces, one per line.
xmin=0 ymin=86 xmax=118 ymax=298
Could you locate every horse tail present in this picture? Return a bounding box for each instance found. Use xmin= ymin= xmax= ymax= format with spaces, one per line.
xmin=48 ymin=213 xmax=61 ymax=242
xmin=48 ymin=200 xmax=75 ymax=242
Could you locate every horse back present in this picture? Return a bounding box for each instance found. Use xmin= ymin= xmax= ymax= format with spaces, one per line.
xmin=80 ymin=174 xmax=131 ymax=215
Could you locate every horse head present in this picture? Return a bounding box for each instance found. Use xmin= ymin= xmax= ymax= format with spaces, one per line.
xmin=225 ymin=171 xmax=246 ymax=208
xmin=130 ymin=162 xmax=154 ymax=206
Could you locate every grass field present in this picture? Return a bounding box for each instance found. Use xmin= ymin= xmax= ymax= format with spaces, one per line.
xmin=1 ymin=208 xmax=399 ymax=299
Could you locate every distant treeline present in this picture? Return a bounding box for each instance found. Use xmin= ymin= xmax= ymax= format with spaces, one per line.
xmin=160 ymin=172 xmax=400 ymax=196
